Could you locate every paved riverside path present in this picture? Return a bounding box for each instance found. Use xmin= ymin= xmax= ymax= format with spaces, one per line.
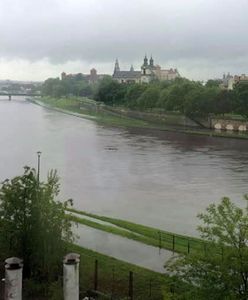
xmin=73 ymin=223 xmax=174 ymax=273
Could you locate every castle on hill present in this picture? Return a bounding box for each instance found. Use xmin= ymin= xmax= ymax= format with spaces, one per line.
xmin=61 ymin=68 xmax=107 ymax=84
xmin=112 ymin=56 xmax=180 ymax=83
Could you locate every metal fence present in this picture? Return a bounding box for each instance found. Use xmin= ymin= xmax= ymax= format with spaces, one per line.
xmin=79 ymin=255 xmax=167 ymax=300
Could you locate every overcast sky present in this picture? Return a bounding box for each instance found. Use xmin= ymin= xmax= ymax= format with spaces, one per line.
xmin=0 ymin=0 xmax=247 ymax=81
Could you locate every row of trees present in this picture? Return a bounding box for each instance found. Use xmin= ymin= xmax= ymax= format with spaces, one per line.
xmin=41 ymin=75 xmax=248 ymax=119
xmin=95 ymin=77 xmax=248 ymax=119
xmin=41 ymin=75 xmax=103 ymax=98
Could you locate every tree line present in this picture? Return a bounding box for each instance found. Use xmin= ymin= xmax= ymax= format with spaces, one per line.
xmin=42 ymin=75 xmax=248 ymax=119
xmin=41 ymin=74 xmax=108 ymax=98
xmin=95 ymin=77 xmax=248 ymax=119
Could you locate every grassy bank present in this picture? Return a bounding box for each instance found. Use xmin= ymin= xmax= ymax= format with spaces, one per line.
xmin=67 ymin=208 xmax=206 ymax=255
xmin=68 ymin=244 xmax=171 ymax=299
xmin=35 ymin=97 xmax=248 ymax=140
xmin=23 ymin=243 xmax=171 ymax=299
xmin=39 ymin=96 xmax=151 ymax=128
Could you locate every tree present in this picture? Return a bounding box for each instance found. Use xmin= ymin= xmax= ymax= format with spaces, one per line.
xmin=95 ymin=78 xmax=127 ymax=105
xmin=213 ymin=89 xmax=233 ymax=115
xmin=166 ymin=197 xmax=248 ymax=299
xmin=205 ymin=79 xmax=222 ymax=88
xmin=233 ymin=83 xmax=248 ymax=119
xmin=162 ymin=80 xmax=201 ymax=113
xmin=158 ymin=88 xmax=170 ymax=110
xmin=124 ymin=84 xmax=148 ymax=109
xmin=0 ymin=166 xmax=73 ymax=282
xmin=137 ymin=86 xmax=160 ymax=110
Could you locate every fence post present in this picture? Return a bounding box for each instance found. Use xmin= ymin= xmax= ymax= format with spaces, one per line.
xmin=63 ymin=253 xmax=80 ymax=300
xmin=128 ymin=271 xmax=133 ymax=300
xmin=158 ymin=231 xmax=162 ymax=254
xmin=111 ymin=267 xmax=115 ymax=299
xmin=149 ymin=279 xmax=152 ymax=297
xmin=5 ymin=257 xmax=23 ymax=300
xmin=94 ymin=259 xmax=98 ymax=291
xmin=187 ymin=240 xmax=190 ymax=254
xmin=172 ymin=235 xmax=175 ymax=253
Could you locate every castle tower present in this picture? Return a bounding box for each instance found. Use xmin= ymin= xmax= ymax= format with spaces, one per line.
xmin=143 ymin=55 xmax=148 ymax=67
xmin=89 ymin=68 xmax=97 ymax=84
xmin=61 ymin=72 xmax=66 ymax=80
xmin=149 ymin=56 xmax=154 ymax=67
xmin=114 ymin=59 xmax=120 ymax=73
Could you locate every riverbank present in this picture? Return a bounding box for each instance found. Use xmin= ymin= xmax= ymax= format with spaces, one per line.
xmin=67 ymin=208 xmax=206 ymax=255
xmin=68 ymin=243 xmax=171 ymax=299
xmin=29 ymin=96 xmax=248 ymax=140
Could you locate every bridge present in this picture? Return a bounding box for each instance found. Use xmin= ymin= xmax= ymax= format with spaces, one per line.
xmin=0 ymin=92 xmax=41 ymax=100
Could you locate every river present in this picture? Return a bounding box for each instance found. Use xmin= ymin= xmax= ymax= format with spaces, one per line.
xmin=0 ymin=97 xmax=248 ymax=236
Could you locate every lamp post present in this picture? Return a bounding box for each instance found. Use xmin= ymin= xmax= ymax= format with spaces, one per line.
xmin=37 ymin=151 xmax=41 ymax=183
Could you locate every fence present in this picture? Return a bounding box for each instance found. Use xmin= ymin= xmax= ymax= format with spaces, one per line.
xmin=155 ymin=230 xmax=205 ymax=255
xmin=0 ymin=245 xmax=225 ymax=299
xmin=79 ymin=254 xmax=167 ymax=300
xmin=0 ymin=253 xmax=169 ymax=300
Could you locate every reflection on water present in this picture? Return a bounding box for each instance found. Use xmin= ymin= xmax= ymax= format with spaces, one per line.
xmin=74 ymin=223 xmax=173 ymax=273
xmin=0 ymin=97 xmax=248 ymax=236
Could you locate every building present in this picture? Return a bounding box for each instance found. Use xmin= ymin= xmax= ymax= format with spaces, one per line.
xmin=220 ymin=73 xmax=248 ymax=90
xmin=61 ymin=69 xmax=107 ymax=84
xmin=112 ymin=60 xmax=141 ymax=83
xmin=233 ymin=74 xmax=248 ymax=85
xmin=112 ymin=56 xmax=180 ymax=83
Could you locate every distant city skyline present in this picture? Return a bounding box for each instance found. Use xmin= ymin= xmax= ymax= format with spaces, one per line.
xmin=0 ymin=0 xmax=247 ymax=81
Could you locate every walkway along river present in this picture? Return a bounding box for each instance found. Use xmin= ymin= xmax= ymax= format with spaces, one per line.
xmin=73 ymin=222 xmax=173 ymax=273
xmin=0 ymin=97 xmax=248 ymax=238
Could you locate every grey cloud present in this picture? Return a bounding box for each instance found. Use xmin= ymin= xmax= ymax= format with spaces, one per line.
xmin=0 ymin=0 xmax=248 ymax=79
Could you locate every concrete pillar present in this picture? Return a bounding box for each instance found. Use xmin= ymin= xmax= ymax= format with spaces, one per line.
xmin=63 ymin=253 xmax=80 ymax=300
xmin=4 ymin=257 xmax=23 ymax=300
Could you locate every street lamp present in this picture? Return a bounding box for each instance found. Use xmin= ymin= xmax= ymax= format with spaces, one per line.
xmin=37 ymin=151 xmax=41 ymax=182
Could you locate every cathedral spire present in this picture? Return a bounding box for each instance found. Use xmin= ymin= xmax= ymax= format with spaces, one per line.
xmin=149 ymin=55 xmax=154 ymax=67
xmin=144 ymin=55 xmax=148 ymax=66
xmin=114 ymin=58 xmax=120 ymax=73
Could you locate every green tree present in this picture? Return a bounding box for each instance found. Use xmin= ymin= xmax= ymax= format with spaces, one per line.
xmin=183 ymin=86 xmax=219 ymax=118
xmin=158 ymin=88 xmax=170 ymax=110
xmin=137 ymin=86 xmax=160 ymax=110
xmin=95 ymin=78 xmax=127 ymax=105
xmin=124 ymin=84 xmax=148 ymax=109
xmin=0 ymin=166 xmax=73 ymax=282
xmin=233 ymin=83 xmax=248 ymax=118
xmin=162 ymin=80 xmax=201 ymax=113
xmin=205 ymin=79 xmax=222 ymax=88
xmin=213 ymin=89 xmax=233 ymax=115
xmin=166 ymin=197 xmax=248 ymax=299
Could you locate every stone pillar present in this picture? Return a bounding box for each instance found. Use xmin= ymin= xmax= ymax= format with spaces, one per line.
xmin=4 ymin=257 xmax=23 ymax=300
xmin=63 ymin=253 xmax=80 ymax=300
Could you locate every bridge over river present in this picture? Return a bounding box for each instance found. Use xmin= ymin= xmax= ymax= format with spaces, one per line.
xmin=0 ymin=92 xmax=40 ymax=100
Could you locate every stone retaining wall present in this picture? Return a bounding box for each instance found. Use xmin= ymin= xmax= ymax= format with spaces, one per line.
xmin=211 ymin=118 xmax=248 ymax=132
xmin=101 ymin=106 xmax=200 ymax=127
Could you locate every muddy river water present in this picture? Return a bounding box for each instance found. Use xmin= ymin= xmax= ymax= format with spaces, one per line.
xmin=0 ymin=97 xmax=248 ymax=236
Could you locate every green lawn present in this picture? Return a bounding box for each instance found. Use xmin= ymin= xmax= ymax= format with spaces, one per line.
xmin=67 ymin=208 xmax=206 ymax=255
xmin=69 ymin=244 xmax=171 ymax=300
